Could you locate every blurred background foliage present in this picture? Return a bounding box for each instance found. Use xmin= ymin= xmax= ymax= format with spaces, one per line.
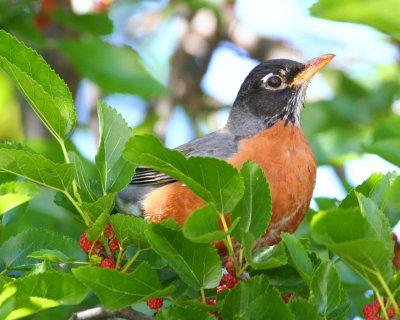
xmin=0 ymin=0 xmax=400 ymax=318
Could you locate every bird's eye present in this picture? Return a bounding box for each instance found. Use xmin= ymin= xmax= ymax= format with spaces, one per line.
xmin=261 ymin=73 xmax=286 ymax=90
xmin=267 ymin=75 xmax=282 ymax=88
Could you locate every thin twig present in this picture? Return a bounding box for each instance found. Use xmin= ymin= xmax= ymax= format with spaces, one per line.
xmin=69 ymin=307 xmax=151 ymax=320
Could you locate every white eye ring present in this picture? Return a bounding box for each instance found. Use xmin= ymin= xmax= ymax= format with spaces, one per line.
xmin=261 ymin=73 xmax=287 ymax=90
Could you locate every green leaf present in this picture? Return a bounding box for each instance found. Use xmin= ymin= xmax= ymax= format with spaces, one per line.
xmin=0 ymin=30 xmax=76 ymax=139
xmin=0 ymin=147 xmax=75 ymax=192
xmin=367 ymin=139 xmax=400 ymax=167
xmin=281 ymin=233 xmax=314 ymax=285
xmin=123 ymin=134 xmax=244 ymax=213
xmin=0 ymin=181 xmax=41 ymax=215
xmin=0 ymin=283 xmax=16 ymax=306
xmin=73 ymin=262 xmax=175 ymax=311
xmin=95 ymin=101 xmax=135 ymax=193
xmin=0 ymin=229 xmax=85 ymax=269
xmin=156 ymin=306 xmax=215 ymax=320
xmin=81 ymin=193 xmax=115 ymax=221
xmin=311 ymin=0 xmax=400 ymax=40
xmin=232 ymin=161 xmax=271 ymax=242
xmin=183 ymin=203 xmax=227 ymax=243
xmin=222 ymin=275 xmax=269 ymax=320
xmin=53 ymin=10 xmax=113 ymax=35
xmin=86 ymin=211 xmax=109 ymax=241
xmin=244 ymin=234 xmax=287 ymax=270
xmin=0 ymin=297 xmax=14 ymax=320
xmin=6 ymin=297 xmax=58 ymax=320
xmin=311 ymin=208 xmax=393 ymax=285
xmin=310 ymin=261 xmax=341 ymax=315
xmin=110 ymin=213 xmax=148 ymax=248
xmin=357 ymin=193 xmax=392 ymax=249
xmin=0 ymin=285 xmax=16 ymax=320
xmin=0 ymin=275 xmax=12 ymax=287
xmin=69 ymin=151 xmax=100 ymax=202
xmin=28 ymin=249 xmax=75 ymax=263
xmin=60 ymin=38 xmax=166 ymax=97
xmin=145 ymin=223 xmax=221 ymax=290
xmin=289 ymin=298 xmax=320 ymax=320
xmin=14 ymin=271 xmax=87 ymax=305
xmin=340 ymin=172 xmax=386 ymax=209
xmin=372 ymin=116 xmax=400 ymax=141
xmin=244 ymin=288 xmax=295 ymax=320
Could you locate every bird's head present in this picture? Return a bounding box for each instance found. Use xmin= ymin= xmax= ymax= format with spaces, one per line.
xmin=227 ymin=54 xmax=335 ymax=137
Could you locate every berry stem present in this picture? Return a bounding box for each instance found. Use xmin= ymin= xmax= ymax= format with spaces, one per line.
xmin=218 ymin=213 xmax=240 ymax=273
xmin=121 ymin=248 xmax=141 ymax=273
xmin=376 ymin=272 xmax=400 ymax=315
xmin=238 ymin=262 xmax=249 ymax=277
xmin=369 ymin=282 xmax=390 ymax=320
xmin=200 ymin=287 xmax=206 ymax=303
xmin=64 ymin=191 xmax=91 ymax=226
xmin=116 ymin=247 xmax=124 ymax=269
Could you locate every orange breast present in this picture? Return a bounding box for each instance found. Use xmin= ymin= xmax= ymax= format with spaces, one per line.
xmin=228 ymin=121 xmax=316 ymax=246
xmin=142 ymin=120 xmax=316 ymax=246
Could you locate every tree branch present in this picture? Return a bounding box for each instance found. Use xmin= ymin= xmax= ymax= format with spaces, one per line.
xmin=69 ymin=307 xmax=151 ymax=320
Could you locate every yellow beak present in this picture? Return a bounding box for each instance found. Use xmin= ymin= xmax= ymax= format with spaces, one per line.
xmin=290 ymin=54 xmax=335 ymax=87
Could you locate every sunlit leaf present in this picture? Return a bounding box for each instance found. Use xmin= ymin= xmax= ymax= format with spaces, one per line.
xmin=0 ymin=30 xmax=76 ymax=139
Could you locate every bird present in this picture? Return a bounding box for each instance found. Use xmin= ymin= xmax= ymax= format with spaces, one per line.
xmin=117 ymin=54 xmax=335 ymax=247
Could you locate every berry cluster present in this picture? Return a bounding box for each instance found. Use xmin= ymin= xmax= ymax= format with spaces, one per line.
xmin=217 ymin=258 xmax=239 ymax=294
xmin=79 ymin=223 xmax=120 ymax=269
xmin=363 ymin=299 xmax=399 ymax=320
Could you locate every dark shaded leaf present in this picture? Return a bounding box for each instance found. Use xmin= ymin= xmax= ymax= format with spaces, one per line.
xmin=222 ymin=275 xmax=269 ymax=320
xmin=0 ymin=229 xmax=85 ymax=268
xmin=156 ymin=305 xmax=215 ymax=320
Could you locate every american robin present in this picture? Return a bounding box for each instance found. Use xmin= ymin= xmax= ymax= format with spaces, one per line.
xmin=117 ymin=54 xmax=335 ymax=247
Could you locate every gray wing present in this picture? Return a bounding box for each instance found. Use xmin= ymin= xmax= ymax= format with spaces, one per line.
xmin=130 ymin=129 xmax=238 ymax=186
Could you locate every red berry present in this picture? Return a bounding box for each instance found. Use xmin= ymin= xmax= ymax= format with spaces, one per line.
xmin=363 ymin=299 xmax=384 ymax=320
xmin=225 ymin=257 xmax=235 ymax=276
xmin=205 ymin=298 xmax=216 ymax=306
xmin=221 ymin=274 xmax=238 ymax=289
xmin=34 ymin=14 xmax=50 ymax=30
xmin=40 ymin=0 xmax=57 ymax=13
xmin=282 ymin=293 xmax=293 ymax=304
xmin=104 ymin=223 xmax=115 ymax=239
xmin=217 ymin=283 xmax=228 ymax=294
xmin=147 ymin=297 xmax=163 ymax=310
xmin=100 ymin=257 xmax=116 ymax=269
xmin=387 ymin=305 xmax=395 ymax=318
xmin=80 ymin=231 xmax=93 ymax=253
xmin=109 ymin=238 xmax=120 ymax=251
